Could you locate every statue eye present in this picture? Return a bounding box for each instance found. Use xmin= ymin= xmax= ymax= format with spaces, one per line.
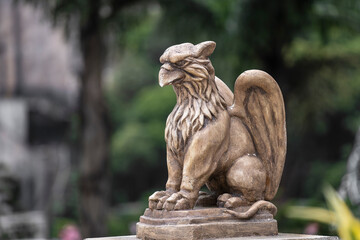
xmin=175 ymin=60 xmax=186 ymax=67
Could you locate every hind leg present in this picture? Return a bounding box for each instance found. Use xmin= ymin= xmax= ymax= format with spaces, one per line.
xmin=218 ymin=155 xmax=266 ymax=208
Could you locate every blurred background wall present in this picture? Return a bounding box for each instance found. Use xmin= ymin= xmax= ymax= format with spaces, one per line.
xmin=0 ymin=0 xmax=359 ymax=239
xmin=0 ymin=0 xmax=78 ymax=238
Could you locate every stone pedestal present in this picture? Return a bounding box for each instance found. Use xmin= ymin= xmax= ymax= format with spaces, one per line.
xmin=137 ymin=207 xmax=277 ymax=239
xmin=85 ymin=233 xmax=339 ymax=240
xmin=85 ymin=208 xmax=339 ymax=240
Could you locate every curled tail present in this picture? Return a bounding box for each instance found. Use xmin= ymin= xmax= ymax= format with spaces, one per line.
xmin=224 ymin=200 xmax=277 ymax=219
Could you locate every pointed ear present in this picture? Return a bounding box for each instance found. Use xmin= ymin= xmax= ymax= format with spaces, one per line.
xmin=195 ymin=41 xmax=216 ymax=58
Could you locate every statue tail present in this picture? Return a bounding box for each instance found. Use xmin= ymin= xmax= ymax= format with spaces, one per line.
xmin=224 ymin=200 xmax=277 ymax=219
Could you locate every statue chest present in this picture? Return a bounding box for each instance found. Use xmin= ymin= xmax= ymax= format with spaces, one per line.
xmin=165 ymin=103 xmax=202 ymax=158
xmin=165 ymin=97 xmax=219 ymax=159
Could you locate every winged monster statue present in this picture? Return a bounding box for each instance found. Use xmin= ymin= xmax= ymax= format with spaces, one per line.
xmin=149 ymin=41 xmax=286 ymax=218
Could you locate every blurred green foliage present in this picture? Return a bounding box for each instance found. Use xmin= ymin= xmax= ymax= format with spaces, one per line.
xmin=104 ymin=0 xmax=360 ymax=235
xmin=33 ymin=0 xmax=360 ymax=236
xmin=286 ymin=186 xmax=360 ymax=239
xmin=108 ymin=0 xmax=360 ymax=196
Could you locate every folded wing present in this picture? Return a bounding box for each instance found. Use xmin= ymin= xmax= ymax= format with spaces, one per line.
xmin=229 ymin=70 xmax=287 ymax=200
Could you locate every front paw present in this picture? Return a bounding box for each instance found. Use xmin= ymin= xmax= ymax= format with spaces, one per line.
xmin=163 ymin=192 xmax=194 ymax=211
xmin=148 ymin=190 xmax=172 ymax=210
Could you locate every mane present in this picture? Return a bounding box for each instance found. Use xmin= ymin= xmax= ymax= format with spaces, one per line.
xmin=165 ymin=57 xmax=227 ymax=157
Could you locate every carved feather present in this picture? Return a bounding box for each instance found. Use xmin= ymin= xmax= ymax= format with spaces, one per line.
xmin=229 ymin=70 xmax=287 ymax=200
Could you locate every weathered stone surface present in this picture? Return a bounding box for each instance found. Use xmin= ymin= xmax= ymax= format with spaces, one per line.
xmin=148 ymin=41 xmax=286 ymax=215
xmin=134 ymin=41 xmax=290 ymax=239
xmin=86 ymin=233 xmax=339 ymax=240
xmin=136 ymin=207 xmax=277 ymax=239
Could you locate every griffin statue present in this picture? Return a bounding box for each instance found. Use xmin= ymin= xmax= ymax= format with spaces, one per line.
xmin=148 ymin=41 xmax=286 ymax=219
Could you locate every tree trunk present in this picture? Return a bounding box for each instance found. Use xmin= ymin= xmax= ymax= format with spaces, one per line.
xmin=79 ymin=7 xmax=109 ymax=238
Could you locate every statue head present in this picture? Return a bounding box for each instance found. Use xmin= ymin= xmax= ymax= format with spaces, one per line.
xmin=158 ymin=41 xmax=216 ymax=88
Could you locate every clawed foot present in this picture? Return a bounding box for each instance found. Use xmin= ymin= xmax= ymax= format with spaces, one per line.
xmin=163 ymin=192 xmax=193 ymax=210
xmin=217 ymin=193 xmax=250 ymax=208
xmin=149 ymin=191 xmax=194 ymax=210
xmin=149 ymin=190 xmax=172 ymax=209
xmin=150 ymin=191 xmax=253 ymax=210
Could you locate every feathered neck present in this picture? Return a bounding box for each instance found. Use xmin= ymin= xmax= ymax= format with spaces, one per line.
xmin=165 ymin=76 xmax=227 ymax=157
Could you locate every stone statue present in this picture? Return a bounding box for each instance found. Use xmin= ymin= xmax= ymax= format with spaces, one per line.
xmin=137 ymin=41 xmax=287 ymax=239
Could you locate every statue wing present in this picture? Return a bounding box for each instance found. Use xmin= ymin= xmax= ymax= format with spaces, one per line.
xmin=229 ymin=70 xmax=287 ymax=200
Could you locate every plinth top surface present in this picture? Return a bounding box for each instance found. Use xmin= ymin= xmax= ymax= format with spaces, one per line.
xmin=85 ymin=233 xmax=339 ymax=240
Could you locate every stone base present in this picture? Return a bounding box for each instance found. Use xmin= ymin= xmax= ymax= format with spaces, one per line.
xmin=84 ymin=207 xmax=339 ymax=240
xmin=136 ymin=207 xmax=278 ymax=240
xmin=85 ymin=233 xmax=339 ymax=240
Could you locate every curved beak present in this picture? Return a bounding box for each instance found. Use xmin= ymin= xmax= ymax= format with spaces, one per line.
xmin=159 ymin=63 xmax=185 ymax=87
